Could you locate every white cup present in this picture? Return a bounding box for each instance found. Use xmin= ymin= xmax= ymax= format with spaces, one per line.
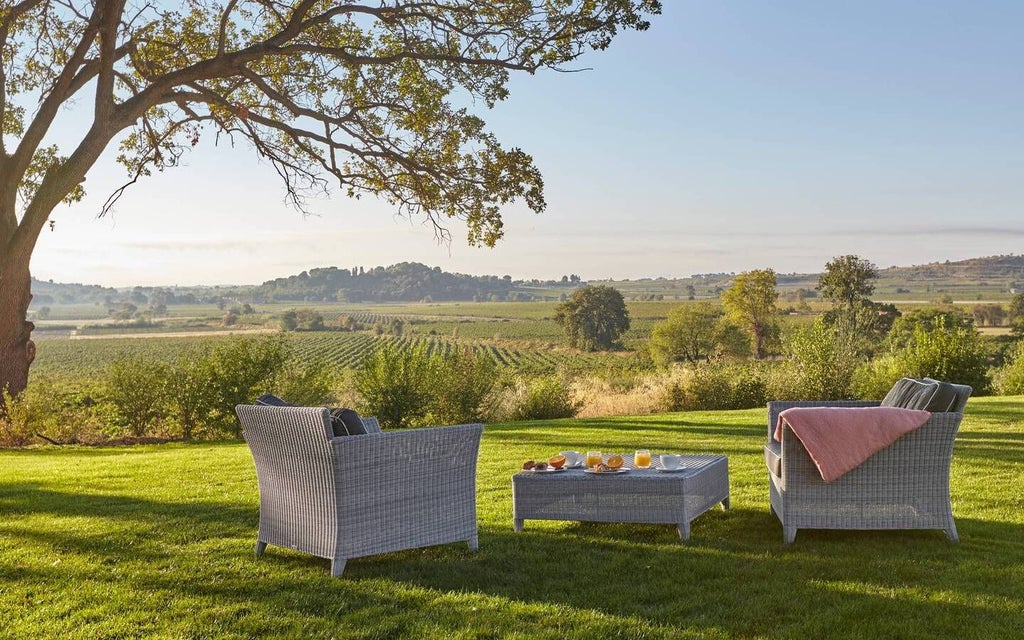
xmin=660 ymin=454 xmax=681 ymax=470
xmin=560 ymin=451 xmax=582 ymax=468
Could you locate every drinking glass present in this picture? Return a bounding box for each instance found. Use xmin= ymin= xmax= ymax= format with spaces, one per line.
xmin=634 ymin=449 xmax=652 ymax=468
xmin=586 ymin=451 xmax=602 ymax=467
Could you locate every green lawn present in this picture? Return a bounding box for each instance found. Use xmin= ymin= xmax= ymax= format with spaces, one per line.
xmin=1 ymin=399 xmax=1022 ymax=639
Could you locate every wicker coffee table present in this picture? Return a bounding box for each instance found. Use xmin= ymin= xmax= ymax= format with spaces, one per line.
xmin=512 ymin=454 xmax=729 ymax=540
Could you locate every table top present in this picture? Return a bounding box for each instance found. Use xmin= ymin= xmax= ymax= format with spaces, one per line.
xmin=515 ymin=453 xmax=727 ymax=479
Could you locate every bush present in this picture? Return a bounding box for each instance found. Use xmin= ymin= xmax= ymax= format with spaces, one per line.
xmin=778 ymin=317 xmax=861 ymax=400
xmin=106 ymin=357 xmax=171 ymax=437
xmin=429 ymin=348 xmax=498 ymax=425
xmin=356 ymin=341 xmax=432 ymax=429
xmin=657 ymin=363 xmax=770 ymax=411
xmin=164 ymin=352 xmax=219 ymax=440
xmin=851 ymin=317 xmax=992 ymax=398
xmin=507 ymin=376 xmax=582 ymax=421
xmin=994 ymin=342 xmax=1024 ymax=395
xmin=1 ymin=377 xmax=111 ymax=446
xmin=850 ymin=355 xmax=904 ymax=400
xmin=204 ymin=335 xmax=292 ymax=435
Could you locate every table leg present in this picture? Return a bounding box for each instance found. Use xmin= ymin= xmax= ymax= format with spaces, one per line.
xmin=721 ymin=496 xmax=730 ymax=510
xmin=514 ymin=518 xmax=524 ymax=533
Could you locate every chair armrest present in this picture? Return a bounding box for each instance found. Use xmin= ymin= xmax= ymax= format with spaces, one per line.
xmin=767 ymin=400 xmax=879 ymax=441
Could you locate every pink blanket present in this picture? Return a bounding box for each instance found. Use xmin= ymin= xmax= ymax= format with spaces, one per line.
xmin=776 ymin=407 xmax=931 ymax=483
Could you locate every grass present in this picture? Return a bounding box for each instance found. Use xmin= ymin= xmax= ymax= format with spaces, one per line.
xmin=1 ymin=399 xmax=1022 ymax=639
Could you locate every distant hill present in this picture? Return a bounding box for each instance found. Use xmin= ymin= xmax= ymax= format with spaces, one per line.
xmin=251 ymin=262 xmax=580 ymax=303
xmin=882 ymin=255 xmax=1024 ymax=283
xmin=29 ymin=255 xmax=1024 ymax=306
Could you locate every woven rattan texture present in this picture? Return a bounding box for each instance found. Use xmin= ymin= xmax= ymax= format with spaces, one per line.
xmin=765 ymin=398 xmax=968 ymax=543
xmin=237 ymin=405 xmax=482 ymax=576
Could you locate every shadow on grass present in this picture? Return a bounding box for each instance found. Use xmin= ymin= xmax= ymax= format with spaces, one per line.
xmin=2 ymin=481 xmax=1022 ymax=638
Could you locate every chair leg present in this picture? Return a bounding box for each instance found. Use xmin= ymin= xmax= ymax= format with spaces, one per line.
xmin=783 ymin=526 xmax=797 ymax=544
xmin=467 ymin=534 xmax=479 ymax=551
xmin=331 ymin=558 xmax=346 ymax=577
xmin=945 ymin=524 xmax=959 ymax=543
xmin=255 ymin=540 xmax=267 ymax=556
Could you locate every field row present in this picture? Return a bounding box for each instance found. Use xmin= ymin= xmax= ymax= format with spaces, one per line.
xmin=32 ymin=332 xmax=647 ymax=380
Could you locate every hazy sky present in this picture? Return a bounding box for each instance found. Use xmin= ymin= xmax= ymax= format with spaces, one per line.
xmin=30 ymin=1 xmax=1024 ymax=287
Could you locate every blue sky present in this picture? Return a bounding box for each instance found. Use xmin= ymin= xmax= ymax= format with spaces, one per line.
xmin=31 ymin=1 xmax=1024 ymax=287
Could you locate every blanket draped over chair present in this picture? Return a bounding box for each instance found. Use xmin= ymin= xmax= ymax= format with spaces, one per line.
xmin=776 ymin=407 xmax=931 ymax=482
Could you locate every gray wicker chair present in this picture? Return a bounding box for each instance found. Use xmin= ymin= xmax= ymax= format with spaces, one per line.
xmin=236 ymin=404 xmax=483 ymax=576
xmin=765 ymin=384 xmax=971 ymax=544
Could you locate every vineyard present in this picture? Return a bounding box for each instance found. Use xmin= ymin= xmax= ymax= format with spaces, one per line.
xmin=32 ymin=331 xmax=649 ymax=380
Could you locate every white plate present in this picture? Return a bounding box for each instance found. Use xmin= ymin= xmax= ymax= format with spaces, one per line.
xmin=584 ymin=468 xmax=629 ymax=475
xmin=526 ymin=466 xmax=566 ymax=473
xmin=655 ymin=467 xmax=687 ymax=473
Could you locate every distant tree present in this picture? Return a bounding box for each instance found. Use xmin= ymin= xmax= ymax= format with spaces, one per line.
xmin=554 ymin=285 xmax=630 ymax=351
xmin=818 ymin=254 xmax=877 ymax=326
xmin=279 ymin=310 xmax=298 ymax=332
xmin=389 ymin=318 xmax=405 ymax=336
xmin=1010 ymin=293 xmax=1024 ymax=320
xmin=110 ymin=302 xmax=138 ymax=321
xmin=649 ymin=302 xmax=726 ymax=367
xmin=972 ymin=303 xmax=1006 ymax=327
xmin=886 ymin=308 xmax=974 ymax=350
xmin=721 ymin=269 xmax=779 ymax=359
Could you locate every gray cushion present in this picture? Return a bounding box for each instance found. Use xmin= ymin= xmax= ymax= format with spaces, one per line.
xmin=880 ymin=378 xmax=919 ymax=407
xmin=329 ymin=408 xmax=366 ymax=437
xmin=254 ymin=394 xmax=293 ymax=407
xmin=881 ymin=378 xmax=938 ymax=410
xmin=764 ymin=441 xmax=782 ymax=477
xmin=921 ymin=381 xmax=958 ymax=412
xmin=924 ymin=378 xmax=973 ymax=412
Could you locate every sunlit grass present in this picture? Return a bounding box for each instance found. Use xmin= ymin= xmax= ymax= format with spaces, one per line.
xmin=1 ymin=398 xmax=1021 ymax=638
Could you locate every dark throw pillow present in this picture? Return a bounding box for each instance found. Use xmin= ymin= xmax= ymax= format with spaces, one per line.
xmin=254 ymin=394 xmax=293 ymax=407
xmin=921 ymin=381 xmax=958 ymax=412
xmin=329 ymin=408 xmax=366 ymax=437
xmin=881 ymin=378 xmax=941 ymax=410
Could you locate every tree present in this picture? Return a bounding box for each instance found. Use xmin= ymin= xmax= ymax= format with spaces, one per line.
xmin=649 ymin=302 xmax=737 ymax=367
xmin=817 ymin=254 xmax=878 ymax=337
xmin=554 ymin=285 xmax=630 ymax=351
xmin=721 ymin=269 xmax=778 ymax=359
xmin=0 ymin=1 xmax=662 ymax=402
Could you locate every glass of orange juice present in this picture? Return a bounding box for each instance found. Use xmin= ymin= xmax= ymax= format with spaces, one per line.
xmin=586 ymin=451 xmax=602 ymax=467
xmin=634 ymin=449 xmax=652 ymax=468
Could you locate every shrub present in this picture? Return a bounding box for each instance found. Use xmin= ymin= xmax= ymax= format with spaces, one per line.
xmin=682 ymin=365 xmax=735 ymax=410
xmin=429 ymin=348 xmax=498 ymax=425
xmin=164 ymin=352 xmax=218 ymax=440
xmin=205 ymin=335 xmax=291 ymax=435
xmin=356 ymin=341 xmax=432 ymax=429
xmin=851 ymin=355 xmax=904 ymax=400
xmin=271 ymin=360 xmax=337 ymax=408
xmin=1 ymin=377 xmax=112 ymax=446
xmin=779 ymin=317 xmax=861 ymax=400
xmin=106 ymin=356 xmax=171 ymax=437
xmin=994 ymin=342 xmax=1024 ymax=395
xmin=851 ymin=317 xmax=992 ymax=398
xmin=507 ymin=375 xmax=582 ymax=421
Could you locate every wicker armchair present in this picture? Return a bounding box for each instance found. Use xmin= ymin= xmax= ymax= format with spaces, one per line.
xmin=765 ymin=383 xmax=971 ymax=544
xmin=236 ymin=404 xmax=483 ymax=576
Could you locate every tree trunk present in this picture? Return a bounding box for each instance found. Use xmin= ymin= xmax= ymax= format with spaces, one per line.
xmin=0 ymin=256 xmax=35 ymax=402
